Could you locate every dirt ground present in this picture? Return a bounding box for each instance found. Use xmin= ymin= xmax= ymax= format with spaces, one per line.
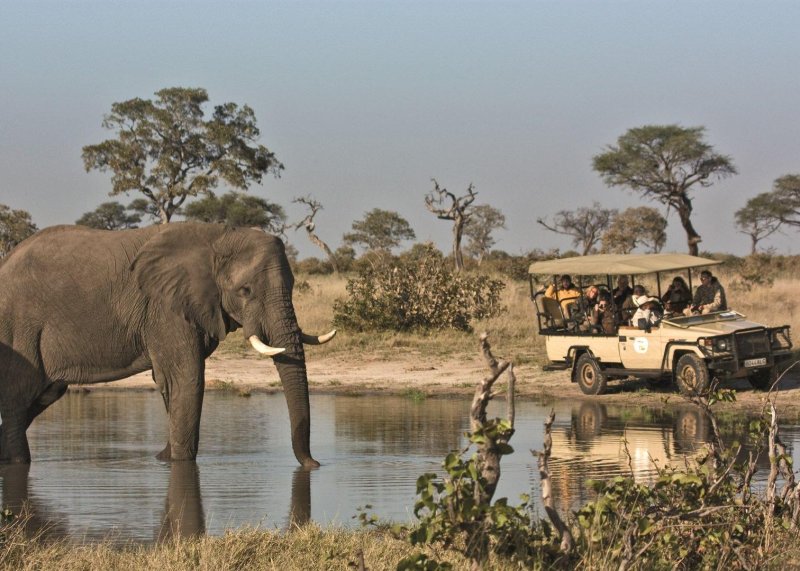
xmin=84 ymin=351 xmax=800 ymax=419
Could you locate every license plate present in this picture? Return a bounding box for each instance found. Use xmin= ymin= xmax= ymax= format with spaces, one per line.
xmin=744 ymin=357 xmax=767 ymax=368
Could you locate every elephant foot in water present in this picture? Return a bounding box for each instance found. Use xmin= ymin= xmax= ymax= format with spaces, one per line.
xmin=156 ymin=443 xmax=198 ymax=461
xmin=156 ymin=443 xmax=172 ymax=461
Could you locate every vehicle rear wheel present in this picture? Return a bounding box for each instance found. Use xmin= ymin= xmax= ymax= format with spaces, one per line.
xmin=674 ymin=354 xmax=710 ymax=396
xmin=575 ymin=353 xmax=607 ymax=396
xmin=748 ymin=367 xmax=777 ymax=391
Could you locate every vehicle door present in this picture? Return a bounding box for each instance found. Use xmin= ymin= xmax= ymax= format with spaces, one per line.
xmin=617 ymin=326 xmax=665 ymax=370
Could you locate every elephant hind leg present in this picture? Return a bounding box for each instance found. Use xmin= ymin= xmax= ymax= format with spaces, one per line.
xmin=26 ymin=380 xmax=68 ymax=428
xmin=0 ymin=380 xmax=67 ymax=464
xmin=0 ymin=414 xmax=31 ymax=464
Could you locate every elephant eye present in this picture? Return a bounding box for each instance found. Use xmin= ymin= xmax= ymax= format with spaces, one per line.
xmin=238 ymin=285 xmax=252 ymax=298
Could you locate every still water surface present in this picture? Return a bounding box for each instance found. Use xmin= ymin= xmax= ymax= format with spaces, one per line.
xmin=3 ymin=391 xmax=798 ymax=543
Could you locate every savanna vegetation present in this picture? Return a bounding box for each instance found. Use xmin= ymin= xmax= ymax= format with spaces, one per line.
xmin=4 ymin=87 xmax=800 ymax=569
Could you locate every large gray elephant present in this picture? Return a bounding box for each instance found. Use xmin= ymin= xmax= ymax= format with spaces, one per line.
xmin=0 ymin=222 xmax=333 ymax=467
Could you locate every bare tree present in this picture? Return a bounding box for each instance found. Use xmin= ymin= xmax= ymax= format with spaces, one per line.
xmin=292 ymin=196 xmax=339 ymax=275
xmin=424 ymin=179 xmax=477 ymax=271
xmin=537 ymin=202 xmax=616 ymax=255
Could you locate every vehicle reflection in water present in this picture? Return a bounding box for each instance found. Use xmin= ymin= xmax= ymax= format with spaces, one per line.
xmin=1 ymin=392 xmax=796 ymax=544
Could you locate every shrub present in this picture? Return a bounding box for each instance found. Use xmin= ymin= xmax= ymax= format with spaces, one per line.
xmin=332 ymin=247 xmax=505 ymax=332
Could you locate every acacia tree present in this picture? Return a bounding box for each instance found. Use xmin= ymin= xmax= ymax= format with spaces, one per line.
xmin=735 ymin=193 xmax=784 ymax=254
xmin=76 ymin=201 xmax=142 ymax=230
xmin=424 ymin=179 xmax=477 ymax=271
xmin=464 ymin=204 xmax=506 ymax=265
xmin=82 ymin=87 xmax=283 ymax=224
xmin=343 ymin=208 xmax=415 ymax=254
xmin=183 ymin=191 xmax=286 ymax=233
xmin=0 ymin=204 xmax=37 ymax=258
xmin=593 ymin=125 xmax=736 ymax=256
xmin=601 ymin=206 xmax=667 ymax=254
xmin=292 ymin=196 xmax=340 ymax=275
xmin=537 ymin=202 xmax=616 ymax=256
xmin=771 ymin=174 xmax=800 ymax=227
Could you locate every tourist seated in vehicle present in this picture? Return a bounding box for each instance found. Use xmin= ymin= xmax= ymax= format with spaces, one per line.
xmin=612 ymin=275 xmax=632 ymax=309
xmin=687 ymin=270 xmax=727 ymax=315
xmin=632 ymin=295 xmax=663 ymax=329
xmin=620 ymin=284 xmax=646 ymax=324
xmin=662 ymin=276 xmax=692 ymax=316
xmin=588 ymin=290 xmax=618 ymax=334
xmin=576 ymin=285 xmax=600 ymax=314
xmin=544 ymin=274 xmax=582 ymax=316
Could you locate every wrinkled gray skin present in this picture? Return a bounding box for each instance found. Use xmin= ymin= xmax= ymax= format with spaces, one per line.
xmin=0 ymin=223 xmax=319 ymax=467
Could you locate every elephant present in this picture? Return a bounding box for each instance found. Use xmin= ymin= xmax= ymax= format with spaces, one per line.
xmin=0 ymin=222 xmax=333 ymax=467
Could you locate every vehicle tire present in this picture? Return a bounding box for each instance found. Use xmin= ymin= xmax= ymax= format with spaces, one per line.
xmin=674 ymin=354 xmax=711 ymax=396
xmin=673 ymin=407 xmax=709 ymax=452
xmin=575 ymin=353 xmax=607 ymax=396
xmin=748 ymin=367 xmax=777 ymax=391
xmin=574 ymin=402 xmax=607 ymax=440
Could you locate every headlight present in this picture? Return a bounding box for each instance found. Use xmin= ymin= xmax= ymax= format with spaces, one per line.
xmin=769 ymin=327 xmax=793 ymax=350
xmin=701 ymin=336 xmax=732 ymax=353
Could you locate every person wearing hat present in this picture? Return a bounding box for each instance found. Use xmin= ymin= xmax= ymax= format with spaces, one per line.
xmin=631 ymin=294 xmax=663 ymax=328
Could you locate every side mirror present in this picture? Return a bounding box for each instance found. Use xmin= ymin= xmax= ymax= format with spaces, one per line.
xmin=637 ymin=318 xmax=651 ymax=333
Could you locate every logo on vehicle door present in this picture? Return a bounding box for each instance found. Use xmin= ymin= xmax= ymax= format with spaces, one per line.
xmin=633 ymin=337 xmax=649 ymax=353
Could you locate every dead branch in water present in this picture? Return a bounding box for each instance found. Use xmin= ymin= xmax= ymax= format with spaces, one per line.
xmin=470 ymin=332 xmax=514 ymax=503
xmin=532 ymin=411 xmax=574 ymax=554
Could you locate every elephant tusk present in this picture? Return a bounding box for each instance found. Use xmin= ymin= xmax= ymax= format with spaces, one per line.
xmin=300 ymin=329 xmax=337 ymax=345
xmin=248 ymin=335 xmax=286 ymax=356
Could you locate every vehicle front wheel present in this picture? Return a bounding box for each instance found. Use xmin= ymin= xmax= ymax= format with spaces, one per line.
xmin=674 ymin=354 xmax=711 ymax=396
xmin=749 ymin=367 xmax=777 ymax=391
xmin=575 ymin=353 xmax=607 ymax=396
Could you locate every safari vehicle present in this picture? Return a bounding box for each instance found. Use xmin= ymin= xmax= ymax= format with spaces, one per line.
xmin=529 ymin=254 xmax=793 ymax=396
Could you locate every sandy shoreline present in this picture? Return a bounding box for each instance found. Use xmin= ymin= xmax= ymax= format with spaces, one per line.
xmin=79 ymin=352 xmax=800 ymax=418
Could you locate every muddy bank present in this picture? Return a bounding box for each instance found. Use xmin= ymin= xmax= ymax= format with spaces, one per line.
xmin=79 ymin=352 xmax=800 ymax=419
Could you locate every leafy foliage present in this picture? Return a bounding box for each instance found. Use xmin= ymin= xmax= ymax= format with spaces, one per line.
xmin=593 ymin=124 xmax=736 ymax=256
xmin=342 ymin=208 xmax=416 ymax=253
xmin=183 ymin=191 xmax=286 ymax=232
xmin=82 ymin=87 xmax=283 ymax=223
xmin=735 ymin=192 xmax=784 ymax=254
xmin=332 ymin=246 xmax=505 ymax=332
xmin=0 ymin=204 xmax=37 ymax=258
xmin=729 ymin=253 xmax=779 ymax=291
xmin=601 ymin=206 xmax=667 ymax=254
xmin=76 ymin=201 xmax=142 ymax=230
xmin=463 ymin=204 xmax=506 ymax=264
xmin=396 ymin=442 xmax=552 ymax=570
xmin=388 ymin=385 xmax=800 ymax=570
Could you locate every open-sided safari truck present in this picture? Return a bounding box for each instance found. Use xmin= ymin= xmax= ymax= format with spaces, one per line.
xmin=529 ymin=254 xmax=793 ymax=396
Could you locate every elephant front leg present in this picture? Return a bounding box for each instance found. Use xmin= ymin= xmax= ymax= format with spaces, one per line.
xmin=150 ymin=350 xmax=205 ymax=462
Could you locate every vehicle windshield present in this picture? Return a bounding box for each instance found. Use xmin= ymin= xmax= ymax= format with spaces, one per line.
xmin=663 ymin=311 xmax=742 ymax=328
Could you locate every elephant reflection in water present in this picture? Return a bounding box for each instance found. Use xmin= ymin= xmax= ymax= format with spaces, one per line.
xmin=159 ymin=463 xmax=313 ymax=539
xmin=157 ymin=462 xmax=206 ymax=541
xmin=2 ymin=462 xmax=314 ymax=542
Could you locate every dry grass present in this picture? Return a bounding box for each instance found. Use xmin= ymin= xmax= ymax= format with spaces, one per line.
xmin=219 ymin=270 xmax=799 ymax=366
xmin=217 ymin=273 xmax=545 ymax=364
xmin=0 ymin=521 xmax=514 ymax=571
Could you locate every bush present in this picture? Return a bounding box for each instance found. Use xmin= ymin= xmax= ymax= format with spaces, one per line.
xmin=332 ymin=246 xmax=505 ymax=332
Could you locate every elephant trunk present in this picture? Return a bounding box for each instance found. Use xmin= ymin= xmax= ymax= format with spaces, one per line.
xmin=259 ymin=287 xmax=319 ymax=468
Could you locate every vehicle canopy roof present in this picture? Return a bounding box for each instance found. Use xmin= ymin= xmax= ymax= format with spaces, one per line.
xmin=528 ymin=253 xmax=722 ymax=277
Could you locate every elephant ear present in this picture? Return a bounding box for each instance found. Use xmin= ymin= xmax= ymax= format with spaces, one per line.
xmin=131 ymin=225 xmax=228 ymax=340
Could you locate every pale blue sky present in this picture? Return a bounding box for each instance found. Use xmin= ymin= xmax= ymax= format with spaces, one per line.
xmin=2 ymin=1 xmax=799 ymax=257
